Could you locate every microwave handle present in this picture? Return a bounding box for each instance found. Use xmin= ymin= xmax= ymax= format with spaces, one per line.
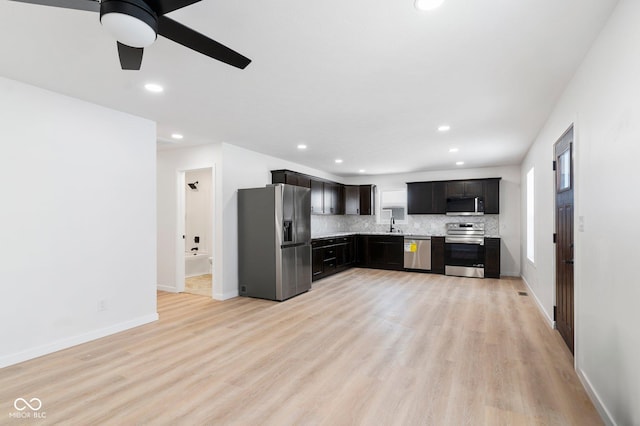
xmin=475 ymin=197 xmax=478 ymax=213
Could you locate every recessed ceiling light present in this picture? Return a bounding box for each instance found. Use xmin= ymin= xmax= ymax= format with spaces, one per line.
xmin=297 ymin=144 xmax=307 ymax=150
xmin=449 ymin=148 xmax=459 ymax=153
xmin=144 ymin=83 xmax=163 ymax=93
xmin=438 ymin=125 xmax=451 ymax=132
xmin=415 ymin=0 xmax=445 ymax=11
xmin=456 ymin=161 xmax=465 ymax=166
xmin=335 ymin=159 xmax=343 ymax=164
xmin=359 ymin=169 xmax=366 ymax=173
xmin=171 ymin=133 xmax=184 ymax=140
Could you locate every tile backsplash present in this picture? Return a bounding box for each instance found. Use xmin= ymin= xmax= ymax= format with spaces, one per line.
xmin=311 ymin=214 xmax=499 ymax=237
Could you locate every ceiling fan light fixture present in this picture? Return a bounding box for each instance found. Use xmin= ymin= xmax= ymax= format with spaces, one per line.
xmin=100 ymin=0 xmax=158 ymax=48
xmin=414 ymin=0 xmax=445 ymax=11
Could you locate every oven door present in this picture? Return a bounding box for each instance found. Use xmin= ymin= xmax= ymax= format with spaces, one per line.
xmin=444 ymin=241 xmax=485 ymax=278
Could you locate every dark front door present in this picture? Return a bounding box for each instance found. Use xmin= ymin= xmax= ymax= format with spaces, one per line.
xmin=555 ymin=126 xmax=575 ymax=353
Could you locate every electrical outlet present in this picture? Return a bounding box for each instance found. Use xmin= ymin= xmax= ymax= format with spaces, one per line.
xmin=98 ymin=299 xmax=108 ymax=312
xmin=578 ymin=216 xmax=585 ymax=232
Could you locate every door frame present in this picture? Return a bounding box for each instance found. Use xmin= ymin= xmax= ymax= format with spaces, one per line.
xmin=176 ymin=166 xmax=216 ymax=297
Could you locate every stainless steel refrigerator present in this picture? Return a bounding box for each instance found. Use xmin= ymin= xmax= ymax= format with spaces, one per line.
xmin=238 ymin=184 xmax=311 ymax=301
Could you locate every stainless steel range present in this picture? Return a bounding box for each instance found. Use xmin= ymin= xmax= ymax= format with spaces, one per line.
xmin=445 ymin=222 xmax=485 ymax=278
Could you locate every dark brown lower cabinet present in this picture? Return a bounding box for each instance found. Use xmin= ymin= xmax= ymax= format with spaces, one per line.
xmin=356 ymin=235 xmax=404 ymax=271
xmin=430 ymin=236 xmax=445 ymax=274
xmin=312 ymin=246 xmax=324 ymax=279
xmin=484 ymin=237 xmax=501 ymax=278
xmin=314 ymin=234 xmax=497 ymax=281
xmin=312 ymin=236 xmax=354 ymax=282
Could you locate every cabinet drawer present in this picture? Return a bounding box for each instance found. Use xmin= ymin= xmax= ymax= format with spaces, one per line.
xmin=323 ymin=247 xmax=336 ymax=260
xmin=323 ymin=259 xmax=336 ymax=270
xmin=312 ymin=238 xmax=336 ymax=248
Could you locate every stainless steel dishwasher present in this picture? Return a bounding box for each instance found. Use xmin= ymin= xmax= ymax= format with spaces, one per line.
xmin=403 ymin=236 xmax=432 ymax=270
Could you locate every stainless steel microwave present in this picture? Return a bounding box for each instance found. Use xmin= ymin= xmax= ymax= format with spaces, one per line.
xmin=446 ymin=197 xmax=485 ymax=216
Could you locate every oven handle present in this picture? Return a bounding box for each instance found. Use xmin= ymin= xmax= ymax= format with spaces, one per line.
xmin=445 ymin=238 xmax=485 ymax=245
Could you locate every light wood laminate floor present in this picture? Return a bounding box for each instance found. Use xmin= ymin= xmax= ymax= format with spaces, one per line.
xmin=184 ymin=274 xmax=212 ymax=297
xmin=0 ymin=269 xmax=601 ymax=425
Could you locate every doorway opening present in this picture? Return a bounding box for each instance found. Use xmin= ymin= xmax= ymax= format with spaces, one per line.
xmin=181 ymin=168 xmax=214 ymax=297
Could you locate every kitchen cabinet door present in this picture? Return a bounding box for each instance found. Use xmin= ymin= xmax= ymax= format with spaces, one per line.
xmin=345 ymin=185 xmax=374 ymax=215
xmin=359 ymin=185 xmax=375 ymax=215
xmin=344 ymin=238 xmax=355 ymax=265
xmin=464 ymin=181 xmax=484 ymax=198
xmin=446 ymin=181 xmax=465 ymax=198
xmin=407 ymin=182 xmax=433 ymax=214
xmin=484 ymin=238 xmax=501 ymax=278
xmin=271 ymin=170 xmax=311 ymax=188
xmin=323 ymin=183 xmax=341 ymax=214
xmin=312 ymin=246 xmax=324 ymax=279
xmin=334 ymin=184 xmax=345 ymax=215
xmin=484 ymin=179 xmax=500 ymax=214
xmin=345 ymin=185 xmax=360 ymax=215
xmin=296 ymin=175 xmax=311 ymax=188
xmin=432 ymin=182 xmax=446 ymax=214
xmin=311 ymin=180 xmax=324 ymax=214
xmin=355 ymin=235 xmax=366 ymax=265
xmin=446 ymin=180 xmax=484 ymax=199
xmin=407 ymin=182 xmax=445 ymax=214
xmin=334 ymin=237 xmax=354 ymax=266
xmin=365 ymin=236 xmax=404 ymax=270
xmin=431 ymin=237 xmax=445 ymax=274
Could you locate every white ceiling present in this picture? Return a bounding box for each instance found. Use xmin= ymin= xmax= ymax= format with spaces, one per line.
xmin=0 ymin=0 xmax=618 ymax=177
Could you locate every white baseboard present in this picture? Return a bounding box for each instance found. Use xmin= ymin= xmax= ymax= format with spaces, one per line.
xmin=157 ymin=285 xmax=178 ymax=293
xmin=576 ymin=367 xmax=616 ymax=425
xmin=213 ymin=290 xmax=239 ymax=301
xmin=0 ymin=313 xmax=158 ymax=369
xmin=521 ymin=275 xmax=556 ymax=329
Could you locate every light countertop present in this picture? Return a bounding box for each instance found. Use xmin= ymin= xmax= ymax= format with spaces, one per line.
xmin=311 ymin=232 xmax=500 ymax=239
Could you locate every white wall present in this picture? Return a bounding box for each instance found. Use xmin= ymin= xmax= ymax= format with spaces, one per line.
xmin=0 ymin=76 xmax=157 ymax=368
xmin=346 ymin=165 xmax=521 ymax=276
xmin=521 ymin=1 xmax=640 ymax=423
xmin=185 ymin=169 xmax=213 ymax=255
xmin=157 ymin=144 xmax=220 ymax=294
xmin=157 ymin=142 xmax=339 ymax=300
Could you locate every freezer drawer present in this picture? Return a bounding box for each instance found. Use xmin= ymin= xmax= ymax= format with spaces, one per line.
xmin=404 ymin=237 xmax=432 ymax=271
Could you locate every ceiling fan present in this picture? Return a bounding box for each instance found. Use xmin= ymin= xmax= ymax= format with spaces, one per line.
xmin=10 ymin=0 xmax=251 ymax=70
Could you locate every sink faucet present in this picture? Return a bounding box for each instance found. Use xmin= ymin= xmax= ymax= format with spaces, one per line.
xmin=389 ymin=217 xmax=395 ymax=233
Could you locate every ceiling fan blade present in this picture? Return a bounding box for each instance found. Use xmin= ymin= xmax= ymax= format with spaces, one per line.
xmin=117 ymin=42 xmax=144 ymax=70
xmin=146 ymin=0 xmax=201 ymax=15
xmin=9 ymin=0 xmax=99 ymax=12
xmin=157 ymin=16 xmax=251 ymax=69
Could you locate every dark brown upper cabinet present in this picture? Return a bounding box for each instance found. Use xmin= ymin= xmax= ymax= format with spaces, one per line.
xmin=407 ymin=181 xmax=446 ymax=214
xmin=271 ymin=170 xmax=311 ymax=188
xmin=310 ymin=180 xmax=324 ymax=214
xmin=446 ymin=180 xmax=484 ymax=199
xmin=359 ymin=185 xmax=375 ymax=215
xmin=483 ymin=178 xmax=500 ymax=214
xmin=345 ymin=185 xmax=376 ymax=215
xmin=345 ymin=185 xmax=360 ymax=215
xmin=407 ymin=178 xmax=500 ymax=215
xmin=323 ymin=182 xmax=344 ymax=215
xmin=272 ymin=170 xmax=375 ymax=216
